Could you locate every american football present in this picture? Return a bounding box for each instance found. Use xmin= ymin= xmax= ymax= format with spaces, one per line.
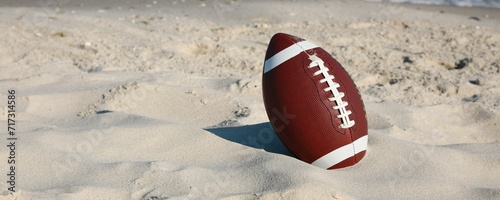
xmin=262 ymin=33 xmax=368 ymax=169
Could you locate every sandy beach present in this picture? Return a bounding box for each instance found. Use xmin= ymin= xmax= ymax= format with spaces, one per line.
xmin=1 ymin=0 xmax=499 ymax=199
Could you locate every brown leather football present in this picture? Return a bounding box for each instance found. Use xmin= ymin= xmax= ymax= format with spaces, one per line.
xmin=262 ymin=33 xmax=368 ymax=169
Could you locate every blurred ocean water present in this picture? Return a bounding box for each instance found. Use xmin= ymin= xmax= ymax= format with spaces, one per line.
xmin=364 ymin=0 xmax=500 ymax=8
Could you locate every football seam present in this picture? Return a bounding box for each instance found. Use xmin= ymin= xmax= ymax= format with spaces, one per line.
xmin=278 ymin=36 xmax=356 ymax=131
xmin=279 ymin=36 xmax=343 ymax=136
xmin=300 ymin=56 xmax=339 ymax=135
xmin=305 ymin=54 xmax=355 ymax=130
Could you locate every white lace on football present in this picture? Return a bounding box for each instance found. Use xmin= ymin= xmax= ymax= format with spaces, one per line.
xmin=308 ymin=55 xmax=355 ymax=129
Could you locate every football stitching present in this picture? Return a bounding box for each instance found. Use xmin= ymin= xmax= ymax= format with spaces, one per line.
xmin=307 ymin=54 xmax=355 ymax=129
xmin=301 ymin=56 xmax=338 ymax=134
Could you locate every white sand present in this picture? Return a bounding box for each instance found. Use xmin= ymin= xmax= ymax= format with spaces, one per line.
xmin=1 ymin=0 xmax=499 ymax=199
